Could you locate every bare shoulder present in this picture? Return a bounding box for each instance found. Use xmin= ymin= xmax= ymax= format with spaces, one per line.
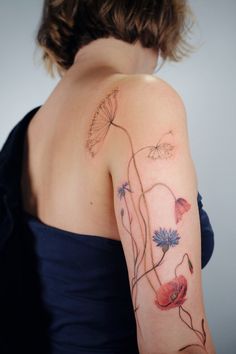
xmin=101 ymin=74 xmax=215 ymax=353
xmin=106 ymin=74 xmax=188 ymax=143
xmin=85 ymin=72 xmax=191 ymax=179
xmin=104 ymin=74 xmax=191 ymax=170
xmin=115 ymin=73 xmax=186 ymax=116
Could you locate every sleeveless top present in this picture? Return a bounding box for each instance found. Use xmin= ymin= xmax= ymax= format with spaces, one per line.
xmin=0 ymin=107 xmax=215 ymax=354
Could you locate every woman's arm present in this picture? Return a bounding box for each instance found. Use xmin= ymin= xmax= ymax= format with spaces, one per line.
xmin=87 ymin=76 xmax=216 ymax=354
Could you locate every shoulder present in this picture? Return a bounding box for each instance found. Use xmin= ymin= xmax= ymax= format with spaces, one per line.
xmin=115 ymin=74 xmax=186 ymax=115
xmin=105 ymin=74 xmax=189 ymax=161
xmin=104 ymin=73 xmax=197 ymax=188
xmin=107 ymin=74 xmax=188 ymax=143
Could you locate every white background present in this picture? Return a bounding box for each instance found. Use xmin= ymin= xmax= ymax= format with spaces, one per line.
xmin=0 ymin=1 xmax=236 ymax=352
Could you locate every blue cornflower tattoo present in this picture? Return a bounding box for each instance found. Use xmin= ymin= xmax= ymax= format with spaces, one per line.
xmin=152 ymin=227 xmax=180 ymax=252
xmin=117 ymin=182 xmax=132 ymax=199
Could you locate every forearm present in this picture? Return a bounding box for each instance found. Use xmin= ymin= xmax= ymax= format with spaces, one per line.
xmin=142 ymin=347 xmax=216 ymax=354
xmin=140 ymin=327 xmax=216 ymax=354
xmin=139 ymin=323 xmax=217 ymax=354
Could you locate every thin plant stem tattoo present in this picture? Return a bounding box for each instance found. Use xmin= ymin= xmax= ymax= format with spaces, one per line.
xmin=120 ymin=191 xmax=140 ymax=280
xmin=125 ymin=131 xmax=175 ymax=282
xmin=86 ymin=87 xmax=208 ymax=352
xmin=111 ymin=119 xmax=164 ymax=317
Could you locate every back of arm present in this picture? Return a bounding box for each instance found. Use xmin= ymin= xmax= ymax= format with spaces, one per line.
xmin=87 ymin=77 xmax=216 ymax=354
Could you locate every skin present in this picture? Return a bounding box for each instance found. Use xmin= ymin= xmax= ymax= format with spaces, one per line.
xmin=72 ymin=36 xmax=159 ymax=77
xmin=21 ymin=37 xmax=159 ymax=237
xmin=21 ymin=36 xmax=216 ymax=354
xmin=85 ymin=85 xmax=209 ymax=353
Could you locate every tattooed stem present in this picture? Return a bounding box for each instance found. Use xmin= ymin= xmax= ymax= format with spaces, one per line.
xmin=142 ymin=182 xmax=177 ymax=201
xmin=111 ymin=121 xmax=157 ymax=296
xmin=123 ymin=195 xmax=139 ymax=282
xmin=112 ymin=126 xmax=147 ymax=282
xmin=136 ymin=180 xmax=180 ymax=285
xmin=120 ymin=208 xmax=139 ymax=276
xmin=179 ymin=306 xmax=206 ymax=346
xmin=137 ymin=187 xmax=163 ymax=286
xmin=132 ymin=250 xmax=167 ymax=292
xmin=124 ymin=195 xmax=135 ymax=266
xmin=202 ymin=318 xmax=207 ymax=345
xmin=123 ymin=139 xmax=175 ymax=290
xmin=120 ymin=215 xmax=131 ymax=235
xmin=126 ymin=146 xmax=149 ymax=284
xmin=178 ymin=343 xmax=207 ymax=352
xmin=175 ymin=253 xmax=193 ymax=277
xmin=173 ymin=254 xmax=206 ymax=349
xmin=137 ymin=180 xmax=178 ymax=286
xmin=178 ymin=308 xmax=200 ymax=342
xmin=126 ymin=150 xmax=176 ymax=278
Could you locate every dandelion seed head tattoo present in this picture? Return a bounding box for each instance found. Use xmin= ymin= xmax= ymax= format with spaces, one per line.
xmin=86 ymin=87 xmax=207 ymax=352
xmin=86 ymin=87 xmax=119 ymax=157
xmin=147 ymin=130 xmax=175 ymax=160
xmin=148 ymin=142 xmax=175 ymax=160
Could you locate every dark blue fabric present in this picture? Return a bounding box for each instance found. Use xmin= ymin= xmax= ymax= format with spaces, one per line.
xmin=197 ymin=192 xmax=215 ymax=268
xmin=21 ymin=211 xmax=139 ymax=354
xmin=0 ymin=107 xmax=215 ymax=354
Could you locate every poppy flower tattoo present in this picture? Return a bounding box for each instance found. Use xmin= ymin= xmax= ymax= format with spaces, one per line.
xmin=86 ymin=87 xmax=119 ymax=157
xmin=175 ymin=198 xmax=191 ymax=224
xmin=154 ymin=275 xmax=187 ymax=310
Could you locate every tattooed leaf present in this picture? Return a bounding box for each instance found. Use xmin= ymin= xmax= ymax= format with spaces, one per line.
xmin=202 ymin=318 xmax=206 ymax=345
xmin=188 ymin=258 xmax=194 ymax=274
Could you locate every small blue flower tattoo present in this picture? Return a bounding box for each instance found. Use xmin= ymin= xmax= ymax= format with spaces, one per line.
xmin=152 ymin=227 xmax=180 ymax=252
xmin=117 ymin=182 xmax=132 ymax=199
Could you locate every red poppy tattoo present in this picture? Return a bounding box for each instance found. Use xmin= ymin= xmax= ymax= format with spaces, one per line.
xmin=155 ymin=275 xmax=187 ymax=310
xmin=175 ymin=198 xmax=191 ymax=224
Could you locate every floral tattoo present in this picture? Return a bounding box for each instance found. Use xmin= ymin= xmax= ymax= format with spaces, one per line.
xmin=86 ymin=87 xmax=208 ymax=353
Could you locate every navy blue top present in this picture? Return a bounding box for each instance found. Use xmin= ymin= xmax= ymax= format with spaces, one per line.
xmin=0 ymin=107 xmax=214 ymax=354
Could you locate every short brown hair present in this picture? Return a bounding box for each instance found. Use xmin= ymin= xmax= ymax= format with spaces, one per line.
xmin=36 ymin=0 xmax=194 ymax=77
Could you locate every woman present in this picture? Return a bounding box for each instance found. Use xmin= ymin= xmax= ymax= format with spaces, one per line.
xmin=0 ymin=1 xmax=215 ymax=353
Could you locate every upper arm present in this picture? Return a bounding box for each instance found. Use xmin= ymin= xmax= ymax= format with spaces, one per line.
xmin=86 ymin=77 xmax=215 ymax=354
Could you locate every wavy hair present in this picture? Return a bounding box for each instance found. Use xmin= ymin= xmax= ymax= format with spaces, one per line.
xmin=36 ymin=0 xmax=195 ymax=77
